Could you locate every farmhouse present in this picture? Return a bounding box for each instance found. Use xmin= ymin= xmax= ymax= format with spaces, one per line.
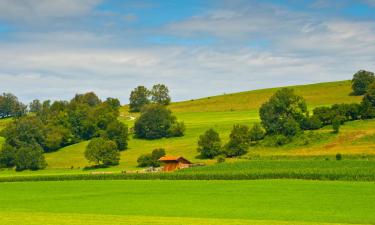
xmin=158 ymin=156 xmax=192 ymax=172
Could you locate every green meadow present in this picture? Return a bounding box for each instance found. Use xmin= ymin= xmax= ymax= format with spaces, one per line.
xmin=0 ymin=180 xmax=374 ymax=225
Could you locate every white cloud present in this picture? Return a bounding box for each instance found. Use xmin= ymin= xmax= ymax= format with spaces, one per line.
xmin=0 ymin=0 xmax=101 ymax=22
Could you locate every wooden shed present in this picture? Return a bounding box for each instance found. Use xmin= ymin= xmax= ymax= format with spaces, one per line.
xmin=158 ymin=156 xmax=192 ymax=172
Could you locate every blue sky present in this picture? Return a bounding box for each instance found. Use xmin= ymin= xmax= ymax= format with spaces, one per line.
xmin=0 ymin=0 xmax=374 ymax=103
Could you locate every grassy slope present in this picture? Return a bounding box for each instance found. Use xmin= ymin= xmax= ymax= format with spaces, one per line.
xmin=0 ymin=180 xmax=374 ymax=225
xmin=41 ymin=80 xmax=375 ymax=170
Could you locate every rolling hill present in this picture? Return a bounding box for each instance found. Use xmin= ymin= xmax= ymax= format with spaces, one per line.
xmin=35 ymin=80 xmax=375 ymax=171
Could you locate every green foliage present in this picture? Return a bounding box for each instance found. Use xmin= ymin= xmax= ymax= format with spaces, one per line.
xmin=167 ymin=121 xmax=185 ymax=137
xmin=197 ymin=128 xmax=222 ymax=159
xmin=301 ymin=115 xmax=322 ymax=130
xmin=248 ymin=123 xmax=265 ymax=142
xmin=129 ymin=86 xmax=150 ymax=112
xmin=71 ymin=92 xmax=101 ymax=107
xmin=259 ymin=88 xmax=307 ymax=136
xmin=336 ymin=153 xmax=342 ymax=161
xmin=261 ymin=134 xmax=290 ymax=147
xmin=223 ymin=124 xmax=250 ymax=157
xmin=29 ymin=99 xmax=42 ymax=113
xmin=0 ymin=93 xmax=27 ymax=118
xmin=134 ymin=104 xmax=183 ymax=139
xmin=332 ymin=117 xmax=341 ymax=133
xmin=84 ymin=138 xmax=120 ymax=166
xmin=360 ymin=82 xmax=375 ymax=119
xmin=14 ymin=144 xmax=46 ymax=171
xmin=0 ymin=143 xmax=17 ymax=168
xmin=351 ymin=70 xmax=375 ymax=95
xmin=137 ymin=148 xmax=166 ymax=167
xmin=151 ymin=84 xmax=171 ymax=105
xmin=216 ymin=155 xmax=226 ymax=164
xmin=102 ymin=121 xmax=129 ymax=151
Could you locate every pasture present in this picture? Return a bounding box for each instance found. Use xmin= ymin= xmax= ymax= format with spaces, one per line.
xmin=0 ymin=179 xmax=374 ymax=225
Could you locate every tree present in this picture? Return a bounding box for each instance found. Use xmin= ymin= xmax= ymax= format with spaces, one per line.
xmin=72 ymin=92 xmax=101 ymax=107
xmin=103 ymin=121 xmax=129 ymax=151
xmin=29 ymin=99 xmax=42 ymax=113
xmin=259 ymin=88 xmax=308 ymax=136
xmin=197 ymin=128 xmax=221 ymax=159
xmin=223 ymin=124 xmax=250 ymax=157
xmin=84 ymin=138 xmax=120 ymax=166
xmin=137 ymin=148 xmax=166 ymax=167
xmin=248 ymin=123 xmax=265 ymax=142
xmin=360 ymin=82 xmax=375 ymax=119
xmin=14 ymin=144 xmax=46 ymax=171
xmin=134 ymin=104 xmax=183 ymax=139
xmin=129 ymin=86 xmax=150 ymax=112
xmin=105 ymin=97 xmax=121 ymax=110
xmin=351 ymin=70 xmax=375 ymax=95
xmin=0 ymin=93 xmax=27 ymax=118
xmin=151 ymin=84 xmax=171 ymax=105
xmin=332 ymin=117 xmax=341 ymax=133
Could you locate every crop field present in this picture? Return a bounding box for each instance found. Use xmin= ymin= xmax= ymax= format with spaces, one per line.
xmin=0 ymin=179 xmax=374 ymax=225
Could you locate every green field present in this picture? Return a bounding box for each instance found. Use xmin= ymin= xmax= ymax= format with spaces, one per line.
xmin=1 ymin=80 xmax=372 ymax=172
xmin=0 ymin=179 xmax=374 ymax=225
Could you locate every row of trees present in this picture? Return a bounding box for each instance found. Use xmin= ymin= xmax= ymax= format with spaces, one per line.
xmin=0 ymin=92 xmax=128 ymax=170
xmin=129 ymin=84 xmax=171 ymax=112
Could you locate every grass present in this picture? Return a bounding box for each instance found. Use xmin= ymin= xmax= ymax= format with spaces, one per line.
xmin=0 ymin=179 xmax=373 ymax=225
xmin=1 ymin=80 xmax=373 ymax=172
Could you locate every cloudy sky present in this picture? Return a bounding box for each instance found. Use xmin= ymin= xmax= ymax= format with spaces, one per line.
xmin=0 ymin=0 xmax=374 ymax=103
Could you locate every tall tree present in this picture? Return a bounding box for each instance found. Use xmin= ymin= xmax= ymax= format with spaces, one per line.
xmin=223 ymin=124 xmax=250 ymax=157
xmin=84 ymin=138 xmax=120 ymax=166
xmin=151 ymin=84 xmax=171 ymax=105
xmin=129 ymin=86 xmax=150 ymax=112
xmin=351 ymin=70 xmax=375 ymax=96
xmin=259 ymin=88 xmax=307 ymax=136
xmin=0 ymin=93 xmax=27 ymax=118
xmin=29 ymin=99 xmax=42 ymax=113
xmin=197 ymin=128 xmax=221 ymax=159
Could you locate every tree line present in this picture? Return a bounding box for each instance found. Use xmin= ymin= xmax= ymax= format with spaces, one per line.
xmin=0 ymin=92 xmax=128 ymax=171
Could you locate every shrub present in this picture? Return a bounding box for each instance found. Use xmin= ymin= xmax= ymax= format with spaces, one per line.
xmin=84 ymin=138 xmax=120 ymax=166
xmin=262 ymin=134 xmax=290 ymax=147
xmin=336 ymin=153 xmax=342 ymax=161
xmin=301 ymin=116 xmax=322 ymax=130
xmin=167 ymin=122 xmax=185 ymax=137
xmin=137 ymin=148 xmax=166 ymax=167
xmin=14 ymin=144 xmax=47 ymax=171
xmin=216 ymin=155 xmax=226 ymax=164
xmin=223 ymin=124 xmax=250 ymax=157
xmin=249 ymin=123 xmax=265 ymax=142
xmin=197 ymin=129 xmax=222 ymax=159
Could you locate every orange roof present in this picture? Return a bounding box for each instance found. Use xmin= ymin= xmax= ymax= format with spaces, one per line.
xmin=158 ymin=156 xmax=192 ymax=164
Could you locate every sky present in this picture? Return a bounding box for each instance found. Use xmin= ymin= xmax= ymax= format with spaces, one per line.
xmin=0 ymin=0 xmax=374 ymax=104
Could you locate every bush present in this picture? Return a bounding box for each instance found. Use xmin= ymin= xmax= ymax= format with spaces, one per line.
xmin=84 ymin=138 xmax=120 ymax=166
xmin=249 ymin=123 xmax=265 ymax=142
xmin=216 ymin=155 xmax=226 ymax=164
xmin=223 ymin=124 xmax=250 ymax=157
xmin=137 ymin=148 xmax=166 ymax=167
xmin=301 ymin=116 xmax=322 ymax=130
xmin=167 ymin=122 xmax=185 ymax=137
xmin=14 ymin=144 xmax=47 ymax=171
xmin=197 ymin=129 xmax=222 ymax=159
xmin=336 ymin=153 xmax=342 ymax=161
xmin=261 ymin=134 xmax=290 ymax=147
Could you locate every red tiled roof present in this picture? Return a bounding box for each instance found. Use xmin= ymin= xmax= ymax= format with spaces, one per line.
xmin=158 ymin=156 xmax=192 ymax=164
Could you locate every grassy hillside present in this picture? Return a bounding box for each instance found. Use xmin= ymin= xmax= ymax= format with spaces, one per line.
xmin=40 ymin=80 xmax=373 ymax=170
xmin=1 ymin=80 xmax=373 ymax=171
xmin=0 ymin=180 xmax=374 ymax=224
xmin=168 ymin=80 xmax=361 ymax=112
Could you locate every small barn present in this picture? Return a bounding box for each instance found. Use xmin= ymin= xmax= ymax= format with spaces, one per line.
xmin=158 ymin=156 xmax=192 ymax=172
